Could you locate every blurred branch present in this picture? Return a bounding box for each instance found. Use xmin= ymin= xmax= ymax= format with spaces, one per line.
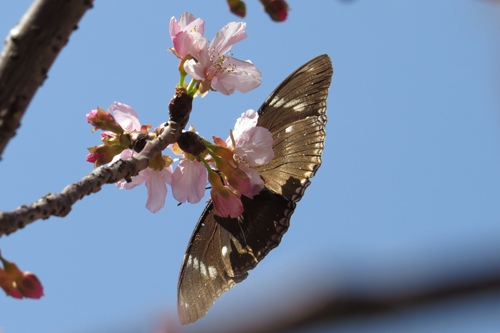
xmin=191 ymin=269 xmax=500 ymax=333
xmin=0 ymin=120 xmax=181 ymax=237
xmin=0 ymin=0 xmax=94 ymax=159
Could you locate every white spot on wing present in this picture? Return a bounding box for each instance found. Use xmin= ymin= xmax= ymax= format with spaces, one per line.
xmin=187 ymin=255 xmax=192 ymax=267
xmin=193 ymin=257 xmax=199 ymax=270
xmin=271 ymin=95 xmax=286 ymax=107
xmin=222 ymin=246 xmax=228 ymax=257
xmin=208 ymin=266 xmax=217 ymax=280
xmin=200 ymin=262 xmax=208 ymax=278
xmin=293 ymin=102 xmax=307 ymax=112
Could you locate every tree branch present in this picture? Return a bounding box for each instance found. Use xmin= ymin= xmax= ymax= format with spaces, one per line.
xmin=0 ymin=121 xmax=181 ymax=237
xmin=193 ymin=268 xmax=500 ymax=333
xmin=0 ymin=0 xmax=94 ymax=159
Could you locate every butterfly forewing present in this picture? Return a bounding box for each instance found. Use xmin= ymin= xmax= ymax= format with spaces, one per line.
xmin=177 ymin=54 xmax=333 ymax=325
xmin=255 ymin=55 xmax=332 ymax=201
xmin=256 ymin=55 xmax=331 ymax=134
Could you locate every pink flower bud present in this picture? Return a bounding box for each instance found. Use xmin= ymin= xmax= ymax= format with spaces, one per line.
xmin=86 ymin=107 xmax=124 ymax=134
xmin=214 ymin=158 xmax=251 ymax=195
xmin=86 ymin=152 xmax=104 ymax=163
xmin=260 ymin=0 xmax=288 ymax=22
xmin=87 ymin=144 xmax=124 ymax=167
xmin=0 ymin=258 xmax=43 ymax=299
xmin=18 ymin=272 xmax=44 ymax=299
xmin=208 ymin=169 xmax=243 ymax=218
xmin=0 ymin=268 xmax=23 ymax=299
xmin=227 ymin=0 xmax=246 ymax=18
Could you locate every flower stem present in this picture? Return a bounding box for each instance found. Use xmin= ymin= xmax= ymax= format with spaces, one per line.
xmin=179 ymin=72 xmax=187 ymax=87
xmin=186 ymin=79 xmax=198 ymax=96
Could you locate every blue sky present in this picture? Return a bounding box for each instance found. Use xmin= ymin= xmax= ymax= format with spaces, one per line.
xmin=1 ymin=1 xmax=500 ymax=332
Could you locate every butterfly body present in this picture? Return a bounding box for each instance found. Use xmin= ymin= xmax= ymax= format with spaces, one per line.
xmin=178 ymin=54 xmax=333 ymax=325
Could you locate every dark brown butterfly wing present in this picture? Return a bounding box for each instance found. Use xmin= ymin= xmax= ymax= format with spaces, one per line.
xmin=255 ymin=54 xmax=332 ymax=201
xmin=177 ymin=189 xmax=295 ymax=325
xmin=177 ymin=54 xmax=333 ymax=325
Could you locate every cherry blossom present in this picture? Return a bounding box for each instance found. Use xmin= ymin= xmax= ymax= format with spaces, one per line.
xmin=108 ymin=102 xmax=173 ymax=213
xmin=170 ymin=12 xmax=205 ymax=59
xmin=183 ymin=21 xmax=262 ymax=95
xmin=114 ymin=149 xmax=173 ymax=214
xmin=222 ymin=109 xmax=274 ymax=198
xmin=229 ymin=110 xmax=274 ymax=167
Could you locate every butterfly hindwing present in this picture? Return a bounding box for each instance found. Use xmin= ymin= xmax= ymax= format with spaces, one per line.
xmin=177 ymin=189 xmax=296 ymax=325
xmin=177 ymin=54 xmax=333 ymax=324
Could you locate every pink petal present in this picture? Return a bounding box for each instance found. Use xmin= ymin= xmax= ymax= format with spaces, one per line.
xmin=183 ymin=17 xmax=205 ymax=36
xmin=172 ymin=31 xmax=190 ymax=58
xmin=144 ymin=169 xmax=168 ymax=213
xmin=234 ymin=126 xmax=274 ymax=166
xmin=178 ymin=12 xmax=196 ymax=29
xmin=86 ymin=152 xmax=104 ymax=163
xmin=2 ymin=285 xmax=23 ymax=299
xmin=171 ymin=13 xmax=205 ymax=58
xmin=86 ymin=109 xmax=98 ymax=123
xmin=160 ymin=165 xmax=173 ymax=185
xmin=184 ymin=59 xmax=207 ymax=81
xmin=111 ymin=102 xmax=141 ymax=131
xmin=211 ymin=22 xmax=247 ymax=55
xmin=239 ymin=164 xmax=265 ymax=198
xmin=212 ymin=58 xmax=262 ymax=95
xmin=231 ymin=109 xmax=258 ymax=141
xmin=230 ymin=57 xmax=262 ymax=81
xmin=112 ymin=150 xmax=149 ymax=190
xmin=169 ymin=16 xmax=181 ymax=39
xmin=183 ymin=32 xmax=209 ymax=64
xmin=120 ymin=169 xmax=147 ymax=190
xmin=211 ymin=188 xmax=243 ymax=218
xmin=112 ymin=151 xmax=141 ymax=189
xmin=171 ymin=159 xmax=207 ymax=204
xmin=19 ymin=272 xmax=44 ymax=299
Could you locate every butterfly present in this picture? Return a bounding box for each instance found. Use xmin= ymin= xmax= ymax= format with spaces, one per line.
xmin=177 ymin=54 xmax=334 ymax=325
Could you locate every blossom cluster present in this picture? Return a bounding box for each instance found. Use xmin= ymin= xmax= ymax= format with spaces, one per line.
xmin=86 ymin=13 xmax=273 ymax=218
xmin=169 ymin=12 xmax=262 ymax=96
xmin=87 ymin=103 xmax=273 ymax=218
xmin=0 ymin=251 xmax=43 ymax=299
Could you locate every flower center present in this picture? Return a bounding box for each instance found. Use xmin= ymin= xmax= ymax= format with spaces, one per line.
xmin=206 ymin=65 xmax=218 ymax=81
xmin=206 ymin=52 xmax=237 ymax=80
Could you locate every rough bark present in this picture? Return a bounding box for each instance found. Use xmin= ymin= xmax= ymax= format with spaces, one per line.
xmin=0 ymin=0 xmax=94 ymax=159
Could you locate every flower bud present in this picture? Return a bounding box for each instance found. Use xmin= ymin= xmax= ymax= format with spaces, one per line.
xmin=86 ymin=107 xmax=124 ymax=134
xmin=260 ymin=0 xmax=288 ymax=22
xmin=207 ymin=169 xmax=243 ymax=218
xmin=0 ymin=268 xmax=23 ymax=299
xmin=0 ymin=258 xmax=43 ymax=299
xmin=214 ymin=158 xmax=251 ymax=195
xmin=17 ymin=272 xmax=44 ymax=299
xmin=87 ymin=144 xmax=124 ymax=167
xmin=177 ymin=131 xmax=206 ymax=157
xmin=227 ymin=0 xmax=246 ymax=18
